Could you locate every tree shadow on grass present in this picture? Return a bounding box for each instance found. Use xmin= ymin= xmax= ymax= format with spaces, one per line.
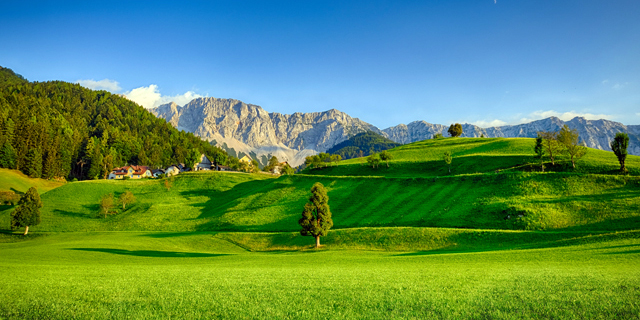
xmin=54 ymin=209 xmax=94 ymax=219
xmin=70 ymin=248 xmax=229 ymax=258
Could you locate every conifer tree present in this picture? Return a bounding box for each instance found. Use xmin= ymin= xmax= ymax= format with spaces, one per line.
xmin=11 ymin=187 xmax=42 ymax=235
xmin=0 ymin=141 xmax=16 ymax=169
xmin=24 ymin=148 xmax=42 ymax=178
xmin=299 ymin=182 xmax=333 ymax=248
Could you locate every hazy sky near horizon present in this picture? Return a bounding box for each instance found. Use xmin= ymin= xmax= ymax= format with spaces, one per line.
xmin=1 ymin=1 xmax=639 ymax=128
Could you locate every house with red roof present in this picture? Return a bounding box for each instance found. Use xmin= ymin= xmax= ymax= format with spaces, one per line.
xmin=108 ymin=165 xmax=152 ymax=180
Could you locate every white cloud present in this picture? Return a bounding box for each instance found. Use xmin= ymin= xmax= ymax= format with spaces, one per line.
xmin=124 ymin=85 xmax=202 ymax=109
xmin=601 ymin=79 xmax=609 ymax=85
xmin=520 ymin=110 xmax=614 ymax=123
xmin=76 ymin=79 xmax=122 ymax=92
xmin=470 ymin=119 xmax=508 ymax=127
xmin=612 ymin=82 xmax=629 ymax=90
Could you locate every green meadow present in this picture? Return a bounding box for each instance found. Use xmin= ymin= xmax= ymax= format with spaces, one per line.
xmin=1 ymin=137 xmax=640 ymax=319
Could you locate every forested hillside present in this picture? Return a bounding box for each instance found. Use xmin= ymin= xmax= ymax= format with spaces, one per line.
xmin=0 ymin=67 xmax=228 ymax=180
xmin=326 ymin=131 xmax=401 ymax=159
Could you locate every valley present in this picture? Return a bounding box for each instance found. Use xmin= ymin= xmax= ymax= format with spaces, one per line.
xmin=2 ymin=137 xmax=639 ymax=319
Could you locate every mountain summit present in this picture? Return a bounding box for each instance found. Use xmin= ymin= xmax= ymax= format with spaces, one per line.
xmin=150 ymin=97 xmax=379 ymax=166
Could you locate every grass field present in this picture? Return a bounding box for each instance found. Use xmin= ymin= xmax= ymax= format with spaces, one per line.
xmin=1 ymin=232 xmax=639 ymax=319
xmin=1 ymin=137 xmax=639 ymax=319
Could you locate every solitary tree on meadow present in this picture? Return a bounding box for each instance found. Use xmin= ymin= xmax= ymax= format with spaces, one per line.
xmin=610 ymin=132 xmax=629 ymax=173
xmin=538 ymin=131 xmax=562 ymax=165
xmin=11 ymin=187 xmax=42 ymax=235
xmin=100 ymin=193 xmax=115 ymax=218
xmin=367 ymin=152 xmax=381 ymax=168
xmin=448 ymin=123 xmax=463 ymax=137
xmin=443 ymin=151 xmax=452 ymax=174
xmin=379 ymin=150 xmax=393 ymax=167
xmin=299 ymin=182 xmax=333 ymax=248
xmin=119 ymin=190 xmax=136 ymax=210
xmin=557 ymin=125 xmax=586 ymax=168
xmin=534 ymin=135 xmax=545 ymax=172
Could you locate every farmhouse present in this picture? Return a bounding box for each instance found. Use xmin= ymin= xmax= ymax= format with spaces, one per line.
xmin=165 ymin=165 xmax=180 ymax=177
xmin=108 ymin=165 xmax=152 ymax=179
xmin=195 ymin=154 xmax=213 ymax=171
xmin=152 ymin=169 xmax=165 ymax=178
xmin=239 ymin=155 xmax=253 ymax=164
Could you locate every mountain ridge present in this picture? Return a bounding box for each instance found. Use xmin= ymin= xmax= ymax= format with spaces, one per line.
xmin=150 ymin=97 xmax=640 ymax=164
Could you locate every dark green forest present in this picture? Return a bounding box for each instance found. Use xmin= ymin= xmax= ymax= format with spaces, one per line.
xmin=0 ymin=66 xmax=229 ymax=180
xmin=326 ymin=131 xmax=401 ymax=159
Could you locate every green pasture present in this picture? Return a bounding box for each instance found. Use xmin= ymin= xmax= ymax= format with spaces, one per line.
xmin=0 ymin=168 xmax=66 ymax=194
xmin=305 ymin=138 xmax=640 ymax=177
xmin=2 ymin=170 xmax=638 ymax=233
xmin=1 ymin=232 xmax=639 ymax=319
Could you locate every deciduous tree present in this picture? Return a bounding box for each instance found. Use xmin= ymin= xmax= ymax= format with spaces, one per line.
xmin=557 ymin=125 xmax=586 ymax=168
xmin=538 ymin=131 xmax=562 ymax=165
xmin=448 ymin=123 xmax=463 ymax=137
xmin=534 ymin=135 xmax=545 ymax=172
xmin=11 ymin=187 xmax=42 ymax=235
xmin=379 ymin=150 xmax=392 ymax=167
xmin=119 ymin=190 xmax=135 ymax=210
xmin=443 ymin=151 xmax=452 ymax=174
xmin=299 ymin=182 xmax=333 ymax=248
xmin=610 ymin=132 xmax=629 ymax=173
xmin=367 ymin=152 xmax=381 ymax=168
xmin=100 ymin=193 xmax=114 ymax=218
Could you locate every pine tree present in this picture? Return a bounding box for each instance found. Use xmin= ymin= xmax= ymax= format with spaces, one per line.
xmin=299 ymin=182 xmax=333 ymax=248
xmin=0 ymin=141 xmax=16 ymax=169
xmin=11 ymin=187 xmax=42 ymax=235
xmin=23 ymin=148 xmax=42 ymax=178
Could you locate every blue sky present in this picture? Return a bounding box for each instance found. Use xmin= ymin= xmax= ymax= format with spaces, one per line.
xmin=1 ymin=1 xmax=639 ymax=128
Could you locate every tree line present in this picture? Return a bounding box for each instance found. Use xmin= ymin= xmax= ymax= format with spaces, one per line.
xmin=0 ymin=67 xmax=230 ymax=180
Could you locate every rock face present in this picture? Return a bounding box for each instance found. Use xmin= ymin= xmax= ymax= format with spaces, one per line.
xmin=149 ymin=97 xmax=380 ymax=166
xmin=383 ymin=117 xmax=640 ymax=155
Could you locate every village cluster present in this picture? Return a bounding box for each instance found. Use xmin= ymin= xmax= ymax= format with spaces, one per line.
xmin=106 ymin=154 xmax=285 ymax=180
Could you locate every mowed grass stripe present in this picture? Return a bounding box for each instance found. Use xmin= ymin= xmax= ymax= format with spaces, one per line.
xmin=390 ymin=184 xmax=445 ymax=225
xmin=339 ymin=181 xmax=402 ymax=227
xmin=374 ymin=185 xmax=427 ymax=226
xmin=407 ymin=182 xmax=460 ymax=225
xmin=354 ymin=182 xmax=404 ymax=227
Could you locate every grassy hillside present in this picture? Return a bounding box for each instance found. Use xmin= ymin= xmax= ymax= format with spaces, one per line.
xmin=2 ymin=170 xmax=639 ymax=235
xmin=305 ymin=137 xmax=640 ymax=177
xmin=0 ymin=168 xmax=66 ymax=194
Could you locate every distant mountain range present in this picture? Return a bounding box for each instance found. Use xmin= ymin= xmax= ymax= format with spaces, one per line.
xmin=150 ymin=97 xmax=640 ymax=166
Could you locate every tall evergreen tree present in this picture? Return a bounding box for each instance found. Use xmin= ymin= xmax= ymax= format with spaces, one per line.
xmin=299 ymin=182 xmax=333 ymax=248
xmin=0 ymin=141 xmax=16 ymax=169
xmin=23 ymin=148 xmax=42 ymax=178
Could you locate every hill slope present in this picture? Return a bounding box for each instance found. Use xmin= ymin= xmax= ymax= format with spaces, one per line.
xmin=3 ymin=137 xmax=639 ymax=236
